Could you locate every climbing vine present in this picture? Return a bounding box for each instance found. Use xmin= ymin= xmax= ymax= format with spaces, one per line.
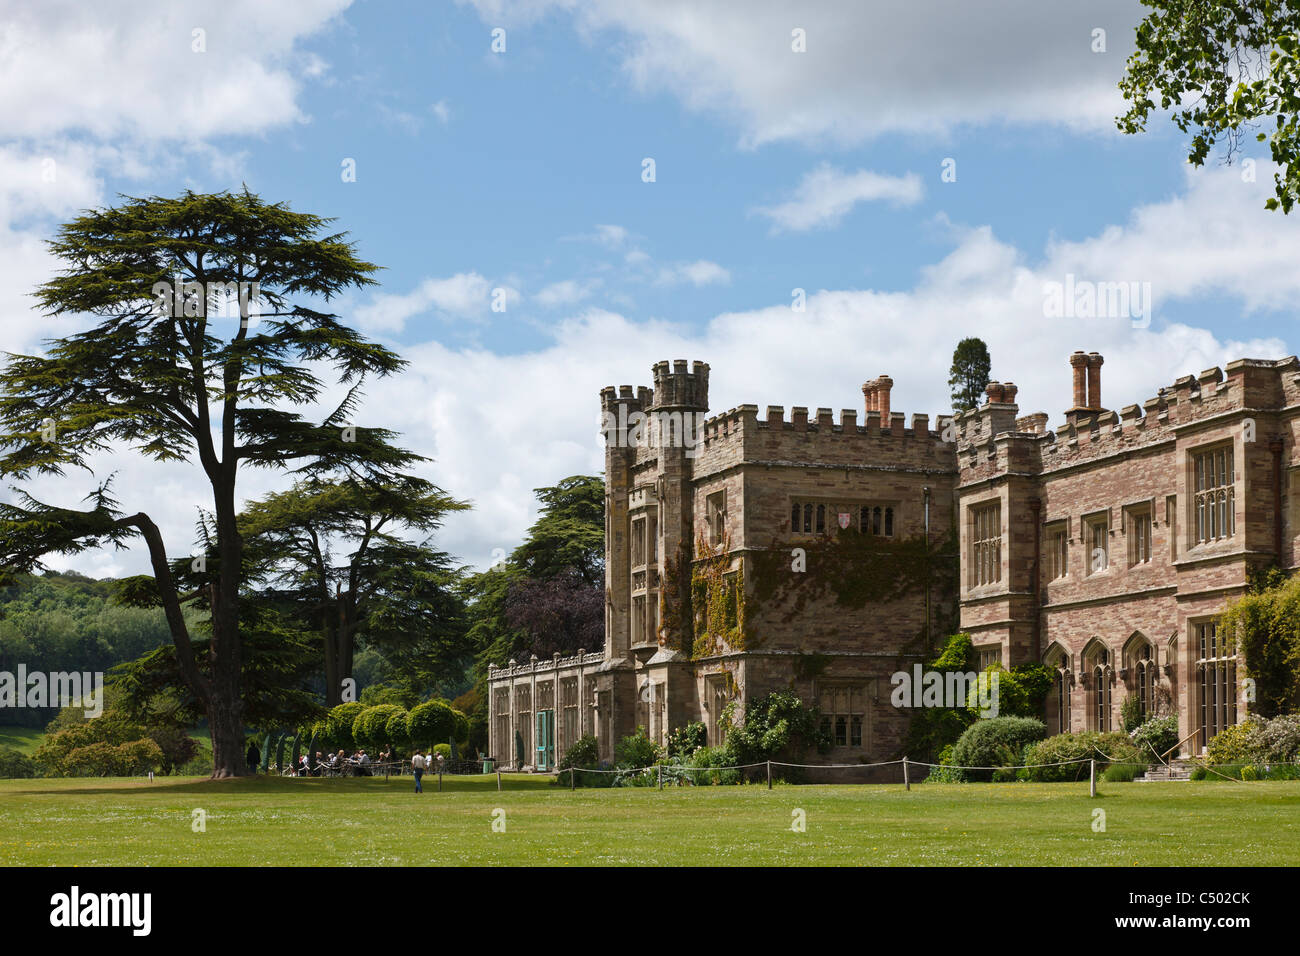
xmin=749 ymin=525 xmax=959 ymax=650
xmin=691 ymin=533 xmax=749 ymax=657
xmin=659 ymin=541 xmax=693 ymax=655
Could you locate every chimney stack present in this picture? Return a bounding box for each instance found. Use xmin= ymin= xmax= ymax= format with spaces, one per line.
xmin=862 ymin=381 xmax=877 ymax=415
xmin=1069 ymin=351 xmax=1088 ymax=411
xmin=1086 ymin=353 xmax=1104 ymax=410
xmin=862 ymin=376 xmax=893 ymax=426
xmin=875 ymin=375 xmax=893 ymax=428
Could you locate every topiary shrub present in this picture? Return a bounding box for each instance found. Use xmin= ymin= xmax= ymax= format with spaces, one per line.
xmin=949 ymin=717 xmax=1047 ymax=781
xmin=352 ymin=704 xmax=407 ymax=750
xmin=405 ymin=699 xmax=460 ymax=750
xmin=323 ymin=702 xmax=366 ymax=752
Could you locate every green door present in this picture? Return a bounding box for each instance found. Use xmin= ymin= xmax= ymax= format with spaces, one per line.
xmin=536 ymin=710 xmax=555 ymax=770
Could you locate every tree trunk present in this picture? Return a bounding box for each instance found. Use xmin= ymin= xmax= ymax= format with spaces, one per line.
xmin=208 ymin=475 xmax=247 ymax=777
xmin=207 ymin=690 xmax=246 ymax=778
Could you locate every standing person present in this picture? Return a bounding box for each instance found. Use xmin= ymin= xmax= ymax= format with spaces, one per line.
xmin=412 ymin=749 xmax=426 ymax=793
xmin=434 ymin=749 xmax=446 ymax=777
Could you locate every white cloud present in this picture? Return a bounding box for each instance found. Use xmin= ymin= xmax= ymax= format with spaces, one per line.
xmin=755 ymin=164 xmax=923 ymax=232
xmin=431 ymin=99 xmax=452 ymax=124
xmin=355 ymin=273 xmax=518 ymax=333
xmin=535 ymin=279 xmax=597 ymax=307
xmin=458 ymin=0 xmax=1141 ymax=145
xmin=657 ymin=259 xmax=730 ymax=287
xmin=0 ymin=0 xmax=352 ymax=142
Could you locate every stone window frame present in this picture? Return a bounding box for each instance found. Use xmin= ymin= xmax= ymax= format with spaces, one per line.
xmin=1044 ymin=517 xmax=1070 ymax=581
xmin=788 ymin=497 xmax=897 ymax=537
xmin=1043 ymin=643 xmax=1071 ymax=734
xmin=1193 ymin=618 xmax=1237 ymax=751
xmin=969 ymin=499 xmax=1002 ymax=587
xmin=630 ymin=515 xmax=647 ymax=569
xmin=816 ymin=683 xmax=867 ymax=750
xmin=1123 ymin=500 xmax=1154 ymax=567
xmin=1083 ymin=509 xmax=1111 ymax=575
xmin=1082 ymin=640 xmax=1113 ymax=732
xmin=1189 ymin=441 xmax=1236 ymax=547
xmin=975 ymin=644 xmax=1002 ymax=671
xmin=706 ymin=490 xmax=727 ymax=546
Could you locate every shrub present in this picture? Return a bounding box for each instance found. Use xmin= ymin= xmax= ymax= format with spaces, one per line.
xmin=352 ymin=704 xmax=407 ymax=750
xmin=323 ymin=702 xmax=366 ymax=752
xmin=1204 ymin=719 xmax=1262 ymax=766
xmin=1239 ymin=764 xmax=1260 ymax=781
xmin=1103 ymin=761 xmax=1140 ymax=782
xmin=686 ymin=745 xmax=740 ymax=785
xmin=950 ymin=717 xmax=1047 ymax=781
xmin=1255 ymin=714 xmax=1300 ymax=762
xmin=405 ymin=699 xmax=464 ymax=749
xmin=614 ymin=726 xmax=662 ymax=769
xmin=384 ymin=709 xmax=410 ymax=749
xmin=1120 ymin=695 xmax=1142 ymax=733
xmin=667 ymin=722 xmax=707 ymax=759
xmin=1023 ymin=730 xmax=1144 ymax=781
xmin=1130 ymin=714 xmax=1179 ymax=759
xmin=922 ymin=744 xmax=966 ymax=783
xmin=432 ymin=743 xmax=452 ymax=761
xmin=558 ymin=735 xmax=599 ymax=770
xmin=721 ymin=691 xmax=830 ymax=765
xmin=0 ymin=746 xmax=37 ymax=778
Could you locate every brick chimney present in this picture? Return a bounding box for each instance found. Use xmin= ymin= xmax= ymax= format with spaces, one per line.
xmin=1069 ymin=351 xmax=1088 ymax=411
xmin=875 ymin=375 xmax=893 ymax=428
xmin=861 ymin=381 xmax=877 ymax=415
xmin=1086 ymin=353 xmax=1104 ymax=410
xmin=862 ymin=375 xmax=893 ymax=427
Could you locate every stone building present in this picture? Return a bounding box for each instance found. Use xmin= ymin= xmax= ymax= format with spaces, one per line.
xmin=488 ymin=351 xmax=1278 ymax=769
xmin=957 ymin=351 xmax=1292 ymax=753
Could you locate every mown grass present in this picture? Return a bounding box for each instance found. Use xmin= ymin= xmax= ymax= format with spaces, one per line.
xmin=0 ymin=725 xmax=44 ymax=754
xmin=1 ymin=775 xmax=1297 ymax=866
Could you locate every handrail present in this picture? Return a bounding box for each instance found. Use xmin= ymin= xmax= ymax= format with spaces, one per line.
xmin=1160 ymin=728 xmax=1200 ymax=763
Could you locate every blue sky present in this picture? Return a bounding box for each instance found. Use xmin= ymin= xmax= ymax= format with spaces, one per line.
xmin=1 ymin=0 xmax=1298 ymax=574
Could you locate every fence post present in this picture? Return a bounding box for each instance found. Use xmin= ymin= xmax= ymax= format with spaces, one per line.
xmin=1089 ymin=759 xmax=1096 ymax=797
xmin=903 ymin=756 xmax=910 ymax=791
xmin=767 ymin=760 xmax=772 ymax=790
xmin=658 ymin=764 xmax=663 ymax=790
xmin=570 ymin=767 xmax=576 ymax=790
xmin=496 ymin=770 xmax=502 ymax=792
xmin=438 ymin=772 xmax=443 ymax=793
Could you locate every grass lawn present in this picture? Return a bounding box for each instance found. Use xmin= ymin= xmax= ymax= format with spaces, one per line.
xmin=0 ymin=725 xmax=44 ymax=754
xmin=2 ymin=775 xmax=1298 ymax=866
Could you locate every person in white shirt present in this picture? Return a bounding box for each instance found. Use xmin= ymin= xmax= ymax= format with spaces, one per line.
xmin=411 ymin=750 xmax=426 ymax=793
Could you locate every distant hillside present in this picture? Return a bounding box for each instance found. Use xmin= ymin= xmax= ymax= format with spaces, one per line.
xmin=0 ymin=571 xmax=179 ymax=727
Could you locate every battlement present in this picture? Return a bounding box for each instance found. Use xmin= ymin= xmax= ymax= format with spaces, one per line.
xmin=686 ymin=400 xmax=955 ymax=475
xmin=650 ymin=359 xmax=710 ymax=410
xmin=957 ymin=353 xmax=1300 ymax=480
